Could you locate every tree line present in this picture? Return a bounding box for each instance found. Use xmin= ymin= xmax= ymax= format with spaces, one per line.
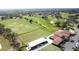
xmin=0 ymin=23 xmax=20 ymax=50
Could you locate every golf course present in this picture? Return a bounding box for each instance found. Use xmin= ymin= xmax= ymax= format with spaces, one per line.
xmin=0 ymin=8 xmax=78 ymax=51
xmin=0 ymin=15 xmax=61 ymax=51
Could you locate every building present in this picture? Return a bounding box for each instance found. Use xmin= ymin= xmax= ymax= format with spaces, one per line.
xmin=26 ymin=29 xmax=75 ymax=51
xmin=26 ymin=37 xmax=52 ymax=51
xmin=49 ymin=30 xmax=75 ymax=45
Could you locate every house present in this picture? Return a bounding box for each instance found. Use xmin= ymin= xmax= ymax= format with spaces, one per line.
xmin=49 ymin=30 xmax=75 ymax=45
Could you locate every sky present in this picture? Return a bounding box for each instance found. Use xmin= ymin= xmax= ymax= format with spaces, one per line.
xmin=0 ymin=0 xmax=79 ymax=9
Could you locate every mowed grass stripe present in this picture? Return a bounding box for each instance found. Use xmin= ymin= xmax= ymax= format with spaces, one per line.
xmin=0 ymin=19 xmax=39 ymax=34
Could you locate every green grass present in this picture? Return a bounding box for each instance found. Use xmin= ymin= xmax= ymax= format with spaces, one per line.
xmin=0 ymin=36 xmax=12 ymax=51
xmin=32 ymin=15 xmax=59 ymax=32
xmin=0 ymin=19 xmax=39 ymax=34
xmin=0 ymin=15 xmax=60 ymax=51
xmin=0 ymin=12 xmax=75 ymax=51
xmin=18 ymin=29 xmax=51 ymax=43
xmin=39 ymin=44 xmax=61 ymax=51
xmin=60 ymin=12 xmax=70 ymax=19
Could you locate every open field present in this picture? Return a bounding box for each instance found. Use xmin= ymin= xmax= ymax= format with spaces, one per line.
xmin=0 ymin=19 xmax=39 ymax=34
xmin=0 ymin=15 xmax=61 ymax=51
xmin=39 ymin=44 xmax=61 ymax=51
xmin=0 ymin=10 xmax=75 ymax=51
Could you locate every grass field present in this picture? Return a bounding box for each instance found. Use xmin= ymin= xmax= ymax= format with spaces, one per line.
xmin=0 ymin=19 xmax=39 ymax=34
xmin=0 ymin=36 xmax=11 ymax=51
xmin=0 ymin=15 xmax=61 ymax=51
xmin=18 ymin=29 xmax=50 ymax=43
xmin=39 ymin=44 xmax=61 ymax=51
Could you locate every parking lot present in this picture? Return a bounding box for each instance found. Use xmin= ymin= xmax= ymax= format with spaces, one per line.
xmin=63 ymin=27 xmax=79 ymax=51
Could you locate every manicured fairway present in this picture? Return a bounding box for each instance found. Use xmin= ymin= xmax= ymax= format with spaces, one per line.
xmin=0 ymin=15 xmax=61 ymax=51
xmin=0 ymin=19 xmax=39 ymax=34
xmin=18 ymin=29 xmax=51 ymax=43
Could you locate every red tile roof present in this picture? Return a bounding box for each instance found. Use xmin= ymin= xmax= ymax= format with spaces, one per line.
xmin=51 ymin=30 xmax=71 ymax=45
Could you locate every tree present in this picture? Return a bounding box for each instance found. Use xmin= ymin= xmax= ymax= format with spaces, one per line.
xmin=3 ymin=28 xmax=12 ymax=39
xmin=55 ymin=21 xmax=61 ymax=27
xmin=10 ymin=32 xmax=20 ymax=48
xmin=0 ymin=24 xmax=5 ymax=34
xmin=29 ymin=19 xmax=33 ymax=24
xmin=77 ymin=24 xmax=79 ymax=29
xmin=24 ymin=18 xmax=28 ymax=21
xmin=42 ymin=15 xmax=48 ymax=20
xmin=0 ymin=23 xmax=20 ymax=50
xmin=55 ymin=12 xmax=62 ymax=19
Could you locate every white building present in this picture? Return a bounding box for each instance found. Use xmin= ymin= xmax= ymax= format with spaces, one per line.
xmin=26 ymin=36 xmax=53 ymax=51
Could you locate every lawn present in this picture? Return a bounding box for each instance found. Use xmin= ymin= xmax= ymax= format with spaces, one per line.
xmin=0 ymin=15 xmax=61 ymax=51
xmin=0 ymin=19 xmax=39 ymax=34
xmin=18 ymin=29 xmax=51 ymax=44
xmin=60 ymin=12 xmax=70 ymax=19
xmin=39 ymin=44 xmax=61 ymax=51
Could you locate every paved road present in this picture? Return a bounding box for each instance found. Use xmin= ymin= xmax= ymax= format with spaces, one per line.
xmin=64 ymin=26 xmax=79 ymax=51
